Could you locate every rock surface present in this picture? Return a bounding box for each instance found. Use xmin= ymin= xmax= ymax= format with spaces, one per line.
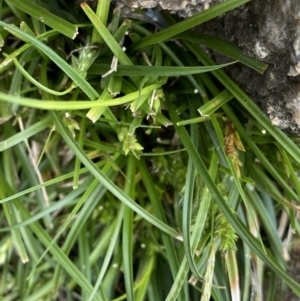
xmin=114 ymin=0 xmax=222 ymax=17
xmin=114 ymin=0 xmax=300 ymax=134
xmin=198 ymin=0 xmax=300 ymax=134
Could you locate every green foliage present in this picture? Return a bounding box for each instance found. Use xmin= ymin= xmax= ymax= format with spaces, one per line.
xmin=0 ymin=0 xmax=300 ymax=300
xmin=214 ymin=213 xmax=238 ymax=252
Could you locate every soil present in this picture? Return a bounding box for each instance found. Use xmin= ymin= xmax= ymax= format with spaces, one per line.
xmin=113 ymin=0 xmax=300 ymax=134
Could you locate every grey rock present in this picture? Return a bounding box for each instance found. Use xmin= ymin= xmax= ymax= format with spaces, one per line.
xmin=197 ymin=0 xmax=300 ymax=134
xmin=114 ymin=0 xmax=224 ymax=18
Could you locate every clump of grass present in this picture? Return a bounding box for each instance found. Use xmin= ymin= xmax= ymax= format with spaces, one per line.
xmin=1 ymin=0 xmax=300 ymax=300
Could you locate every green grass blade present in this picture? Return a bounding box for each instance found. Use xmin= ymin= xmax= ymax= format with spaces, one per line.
xmin=8 ymin=0 xmax=78 ymax=39
xmin=201 ymin=242 xmax=216 ymax=301
xmin=91 ymin=0 xmax=110 ymax=44
xmin=0 ymin=115 xmax=52 ymax=151
xmin=13 ymin=58 xmax=74 ymax=96
xmin=0 ymin=29 xmax=58 ymax=73
xmin=176 ymin=115 xmax=221 ymax=126
xmin=86 ymin=88 xmax=112 ymax=123
xmin=189 ymin=44 xmax=300 ymax=167
xmin=225 ymin=249 xmax=240 ymax=301
xmin=13 ymin=200 xmax=103 ymax=301
xmin=51 ymin=111 xmax=180 ymax=239
xmin=165 ymin=151 xmax=218 ymax=301
xmin=276 ymin=144 xmax=300 ymax=198
xmin=134 ymin=249 xmax=156 ymax=301
xmin=186 ymin=43 xmax=299 ymax=201
xmin=0 ymin=83 xmax=161 ymax=110
xmin=226 ymin=106 xmax=299 ymax=201
xmin=182 ymin=103 xmax=203 ymax=280
xmin=0 ymin=178 xmax=29 ymax=263
xmin=0 ymin=177 xmax=93 ymax=231
xmin=198 ymin=90 xmax=233 ymax=116
xmin=89 ymin=62 xmax=237 ymax=77
xmin=0 ymin=162 xmax=106 ymax=204
xmin=122 ymin=155 xmax=136 ymax=301
xmin=53 ymin=164 xmax=120 ymax=291
xmin=246 ymin=188 xmax=285 ymax=267
xmin=175 ymin=33 xmax=268 ymax=74
xmin=138 ymin=159 xmax=187 ymax=301
xmin=0 ymin=21 xmax=98 ymax=100
xmin=167 ymin=100 xmax=300 ymax=297
xmin=81 ymin=3 xmax=132 ymax=66
xmin=130 ymin=0 xmax=251 ymax=51
xmin=73 ymin=117 xmax=88 ymax=189
xmin=8 ymin=130 xmax=52 ymax=228
xmin=87 ymin=205 xmax=124 ymax=301
xmin=27 ymin=173 xmax=114 ymax=282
